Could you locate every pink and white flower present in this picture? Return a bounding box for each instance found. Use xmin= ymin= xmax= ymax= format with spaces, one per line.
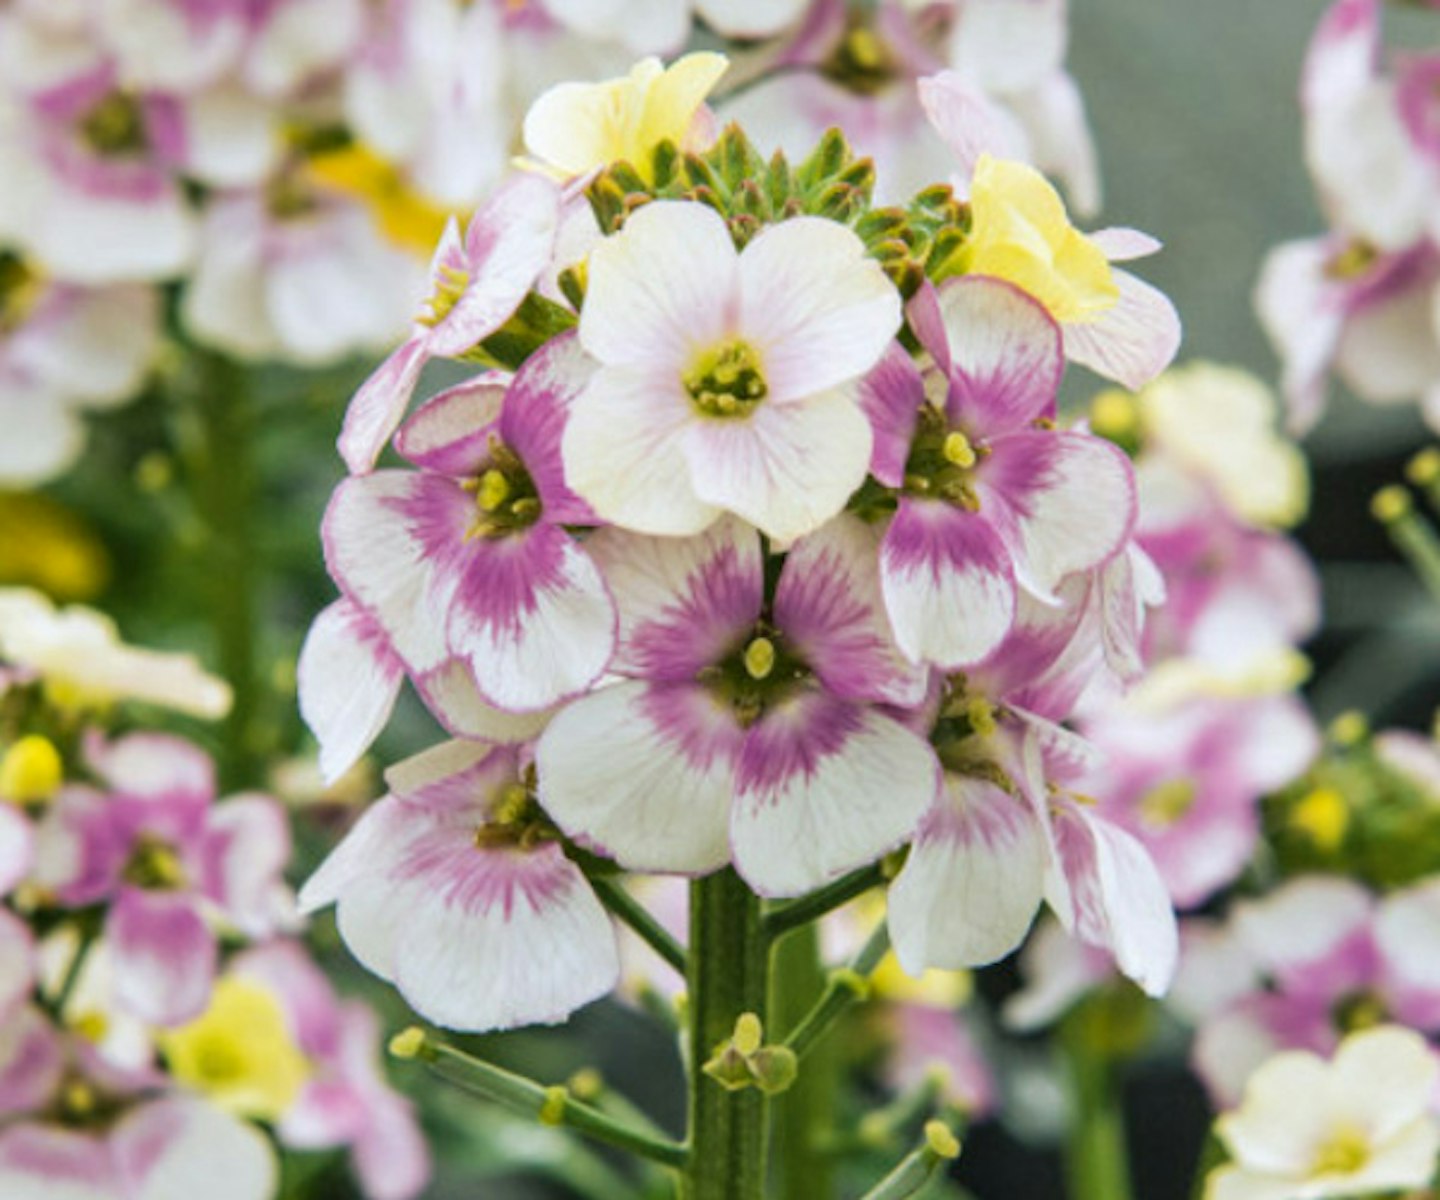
xmin=338 ymin=171 xmax=560 ymax=473
xmin=0 ymin=265 xmax=158 ymax=486
xmin=563 ymin=199 xmax=902 ymax=543
xmin=536 ymin=514 xmax=937 ymax=897
xmin=181 ymin=187 xmax=424 ymax=367
xmin=322 ymin=334 xmax=617 ymax=716
xmin=300 ymin=738 xmax=620 ymax=1032
xmin=30 ymin=732 xmax=292 ymax=1026
xmin=231 ymin=941 xmax=430 ymax=1200
xmin=861 ymin=276 xmax=1136 ymax=667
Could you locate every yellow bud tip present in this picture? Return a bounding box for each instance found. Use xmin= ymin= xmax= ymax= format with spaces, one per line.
xmin=942 ymin=430 xmax=977 ymax=468
xmin=1089 ymin=389 xmax=1138 ymax=439
xmin=1329 ymin=710 xmax=1369 ymax=747
xmin=539 ymin=1085 xmax=569 ymax=1125
xmin=1407 ymin=448 xmax=1440 ymax=487
xmin=1372 ymin=485 xmax=1412 ymax=523
xmin=0 ymin=735 xmax=63 ymax=804
xmin=388 ymin=1026 xmax=428 ymax=1060
xmin=568 ymin=1068 xmax=603 ymax=1101
xmin=742 ymin=637 xmax=776 ymax=682
xmin=734 ymin=1012 xmax=763 ymax=1057
xmin=475 ymin=469 xmax=512 ymax=513
xmin=924 ymin=1120 xmax=962 ymax=1160
xmin=1290 ymin=786 xmax=1349 ymax=853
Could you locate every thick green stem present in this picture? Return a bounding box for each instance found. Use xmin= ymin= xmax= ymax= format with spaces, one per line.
xmin=684 ymin=869 xmax=768 ymax=1200
xmin=192 ymin=353 xmax=261 ymax=789
xmin=1060 ymin=1017 xmax=1133 ymax=1200
xmin=770 ymin=922 xmax=835 ymax=1200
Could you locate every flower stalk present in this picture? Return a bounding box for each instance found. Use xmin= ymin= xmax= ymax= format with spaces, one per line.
xmin=686 ymin=869 xmax=769 ymax=1200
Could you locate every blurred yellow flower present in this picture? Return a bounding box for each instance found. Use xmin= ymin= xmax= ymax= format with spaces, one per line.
xmin=0 ymin=735 xmax=62 ymax=804
xmin=307 ymin=144 xmax=454 ymax=256
xmin=0 ymin=493 xmax=108 ymax=602
xmin=159 ymin=978 xmax=310 ymax=1122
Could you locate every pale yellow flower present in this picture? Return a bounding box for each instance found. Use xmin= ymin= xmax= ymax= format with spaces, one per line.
xmin=522 ymin=52 xmax=728 ymax=183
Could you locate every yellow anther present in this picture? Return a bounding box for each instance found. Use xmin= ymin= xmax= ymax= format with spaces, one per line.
xmin=1137 ymin=778 xmax=1197 ymax=828
xmin=62 ymin=1081 xmax=97 ymax=1119
xmin=924 ymin=1120 xmax=962 ymax=1160
xmin=1371 ymin=485 xmax=1412 ymax=523
xmin=733 ymin=1012 xmax=763 ymax=1057
xmin=0 ymin=735 xmax=63 ymax=804
xmin=72 ymin=1011 xmax=109 ymax=1043
xmin=942 ymin=430 xmax=977 ymax=468
xmin=1290 ymin=786 xmax=1349 ymax=852
xmin=1311 ymin=1126 xmax=1369 ymax=1175
xmin=491 ymin=782 xmax=531 ymax=829
xmin=475 ymin=469 xmax=512 ymax=513
xmin=419 ymin=264 xmax=471 ymax=327
xmin=743 ymin=637 xmax=776 ymax=681
xmin=964 ymin=696 xmax=997 ymax=738
xmin=567 ymin=1068 xmax=603 ymax=1101
xmin=388 ymin=1026 xmax=428 ymax=1060
xmin=685 ymin=340 xmax=767 ymax=418
xmin=539 ymin=1085 xmax=569 ymax=1125
xmin=1407 ymin=447 xmax=1440 ymax=487
xmin=1324 ymin=240 xmax=1378 ymax=281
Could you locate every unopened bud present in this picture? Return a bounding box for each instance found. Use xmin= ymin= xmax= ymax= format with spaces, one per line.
xmin=924 ymin=1120 xmax=961 ymax=1160
xmin=388 ymin=1026 xmax=428 ymax=1060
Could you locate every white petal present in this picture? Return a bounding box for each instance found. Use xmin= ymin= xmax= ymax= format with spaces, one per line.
xmin=536 ymin=681 xmax=737 ymax=875
xmin=116 ymin=1098 xmax=278 ymax=1200
xmin=1063 ymin=269 xmax=1181 ymax=390
xmin=889 ymin=775 xmax=1048 ymax=973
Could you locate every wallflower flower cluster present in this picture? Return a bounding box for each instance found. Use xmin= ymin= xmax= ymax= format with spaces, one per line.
xmin=1256 ymin=0 xmax=1440 ymax=431
xmin=299 ymin=51 xmax=1183 ymax=1036
xmin=0 ymin=588 xmax=428 ymax=1200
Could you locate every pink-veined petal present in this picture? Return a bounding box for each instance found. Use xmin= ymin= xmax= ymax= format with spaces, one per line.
xmin=338 ymin=338 xmax=427 ymax=474
xmin=732 ymin=691 xmax=937 ymax=898
xmin=879 ymin=499 xmax=1017 ymax=669
xmin=107 ymin=889 xmax=217 ymax=1026
xmin=393 ymin=373 xmax=507 ymax=476
xmin=1062 ymin=268 xmax=1181 ymax=390
xmin=536 ymin=681 xmax=739 ymax=875
xmin=777 ymin=513 xmax=928 ymax=705
xmin=297 ymin=599 xmax=404 ymax=784
xmin=115 ymin=1097 xmax=278 ymax=1200
xmin=888 ymin=774 xmax=1048 ymax=973
xmin=856 ymin=343 xmax=924 ymax=487
xmin=0 ymin=1123 xmax=113 ymax=1200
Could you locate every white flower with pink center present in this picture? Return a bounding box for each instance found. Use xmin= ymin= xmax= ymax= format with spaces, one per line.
xmin=338 ymin=172 xmax=560 ymax=473
xmin=563 ymin=200 xmax=903 ymax=543
xmin=300 ymin=739 xmax=620 ymax=1033
xmin=535 ymin=514 xmax=937 ymax=897
xmin=860 ymin=276 xmax=1136 ymax=669
xmin=322 ymin=335 xmax=617 ymax=717
xmin=885 ymin=599 xmax=1177 ymax=995
xmin=30 ymin=733 xmax=292 ymax=1027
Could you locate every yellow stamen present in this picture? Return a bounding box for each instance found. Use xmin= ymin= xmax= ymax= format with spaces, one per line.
xmin=964 ymin=696 xmax=997 ymax=738
xmin=0 ymin=735 xmax=63 ymax=804
xmin=942 ymin=430 xmax=977 ymax=468
xmin=1137 ymin=778 xmax=1197 ymax=828
xmin=475 ymin=469 xmax=512 ymax=513
xmin=1311 ymin=1125 xmax=1369 ymax=1176
xmin=743 ymin=637 xmax=776 ymax=681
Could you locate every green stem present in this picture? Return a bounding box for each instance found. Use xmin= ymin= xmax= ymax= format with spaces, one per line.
xmin=856 ymin=1123 xmax=960 ymax=1200
xmin=1060 ymin=1015 xmax=1133 ymax=1200
xmin=761 ymin=862 xmax=884 ymax=940
xmin=783 ymin=922 xmax=889 ymax=1061
xmin=192 ymin=353 xmax=261 ymax=789
xmin=684 ymin=869 xmax=768 ymax=1200
xmin=770 ymin=922 xmax=836 ymax=1200
xmin=409 ymin=1033 xmax=688 ymax=1169
xmin=591 ymin=877 xmax=687 ymax=976
xmin=1384 ymin=506 xmax=1440 ymax=607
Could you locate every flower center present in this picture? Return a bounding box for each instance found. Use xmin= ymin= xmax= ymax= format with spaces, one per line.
xmin=702 ymin=629 xmax=809 ymax=728
xmin=463 ymin=440 xmax=541 ymax=539
xmin=1324 ymin=239 xmax=1378 ymax=281
xmin=1137 ymin=778 xmax=1197 ymax=828
xmin=1331 ymin=990 xmax=1388 ymax=1034
xmin=1311 ymin=1126 xmax=1370 ymax=1177
xmin=901 ymin=404 xmax=987 ymax=510
xmin=475 ymin=771 xmax=554 ymax=850
xmin=419 ymin=265 xmax=471 ymax=328
xmin=78 ymin=92 xmax=147 ymax=157
xmin=685 ymin=340 xmax=768 ymax=419
xmin=821 ymin=18 xmax=899 ymax=95
xmin=122 ymin=835 xmax=187 ymax=891
xmin=0 ymin=252 xmax=44 ymax=335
